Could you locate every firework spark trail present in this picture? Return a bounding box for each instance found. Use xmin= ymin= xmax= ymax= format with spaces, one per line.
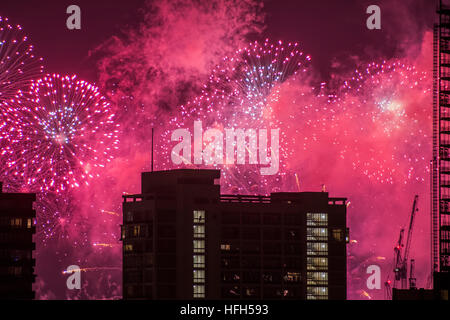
xmin=62 ymin=266 xmax=121 ymax=275
xmin=1 ymin=74 xmax=120 ymax=194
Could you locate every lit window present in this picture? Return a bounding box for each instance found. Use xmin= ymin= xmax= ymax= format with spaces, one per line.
xmin=193 ymin=225 xmax=205 ymax=238
xmin=306 ymin=213 xmax=328 ymax=226
xmin=193 ymin=210 xmax=206 ymax=224
xmin=307 ymin=287 xmax=328 ymax=300
xmin=27 ymin=219 xmax=32 ymax=229
xmin=193 ymin=240 xmax=205 ymax=253
xmin=332 ymin=229 xmax=344 ymax=242
xmin=193 ymin=255 xmax=205 ymax=268
xmin=307 ymin=272 xmax=328 ymax=285
xmin=307 ymin=228 xmax=328 ymax=241
xmin=124 ymin=244 xmax=133 ymax=252
xmin=307 ymin=257 xmax=328 ymax=270
xmin=220 ymin=244 xmax=231 ymax=251
xmin=193 ymin=285 xmax=205 ymax=298
xmin=11 ymin=218 xmax=22 ymax=227
xmin=133 ymin=225 xmax=141 ymax=237
xmin=307 ymin=242 xmax=328 ymax=255
xmin=283 ymin=272 xmax=301 ymax=283
xmin=193 ymin=270 xmax=205 ymax=283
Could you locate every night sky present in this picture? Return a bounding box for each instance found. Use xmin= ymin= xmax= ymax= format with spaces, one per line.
xmin=0 ymin=0 xmax=434 ymax=80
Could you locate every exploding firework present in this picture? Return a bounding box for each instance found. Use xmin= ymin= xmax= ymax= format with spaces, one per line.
xmin=35 ymin=192 xmax=76 ymax=245
xmin=0 ymin=16 xmax=44 ymax=104
xmin=157 ymin=39 xmax=313 ymax=194
xmin=330 ymin=61 xmax=431 ymax=184
xmin=1 ymin=74 xmax=120 ymax=193
xmin=0 ymin=16 xmax=44 ymax=177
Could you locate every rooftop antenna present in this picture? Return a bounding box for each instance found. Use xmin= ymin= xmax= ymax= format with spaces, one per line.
xmin=151 ymin=127 xmax=154 ymax=172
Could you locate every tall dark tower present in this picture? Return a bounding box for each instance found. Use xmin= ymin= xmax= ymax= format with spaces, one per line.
xmin=432 ymin=0 xmax=450 ymax=282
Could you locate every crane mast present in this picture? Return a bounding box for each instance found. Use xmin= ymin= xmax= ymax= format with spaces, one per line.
xmin=387 ymin=195 xmax=419 ymax=297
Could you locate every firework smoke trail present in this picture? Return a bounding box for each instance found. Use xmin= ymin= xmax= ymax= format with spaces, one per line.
xmin=96 ymin=0 xmax=265 ymax=130
xmin=2 ymin=74 xmax=120 ymax=194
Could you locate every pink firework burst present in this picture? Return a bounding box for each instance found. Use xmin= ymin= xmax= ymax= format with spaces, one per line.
xmin=0 ymin=16 xmax=44 ymax=176
xmin=2 ymin=74 xmax=120 ymax=193
xmin=330 ymin=61 xmax=431 ymax=184
xmin=156 ymin=39 xmax=313 ymax=194
xmin=0 ymin=16 xmax=44 ymax=103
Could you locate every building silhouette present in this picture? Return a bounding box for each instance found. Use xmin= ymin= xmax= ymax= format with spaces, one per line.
xmin=121 ymin=169 xmax=349 ymax=300
xmin=0 ymin=182 xmax=36 ymax=299
xmin=392 ymin=272 xmax=449 ymax=300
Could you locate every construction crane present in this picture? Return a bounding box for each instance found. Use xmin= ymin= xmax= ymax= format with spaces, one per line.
xmin=384 ymin=195 xmax=419 ymax=298
xmin=409 ymin=259 xmax=417 ymax=289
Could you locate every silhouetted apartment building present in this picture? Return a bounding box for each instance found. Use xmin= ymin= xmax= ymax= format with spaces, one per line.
xmin=121 ymin=169 xmax=348 ymax=300
xmin=0 ymin=182 xmax=36 ymax=299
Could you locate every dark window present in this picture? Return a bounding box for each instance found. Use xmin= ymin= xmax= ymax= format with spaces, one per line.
xmin=157 ymin=285 xmax=176 ymax=299
xmin=158 ymin=225 xmax=176 ymax=238
xmin=284 ymin=257 xmax=302 ymax=269
xmin=242 ymin=227 xmax=260 ymax=240
xmin=285 ymin=213 xmax=302 ymax=225
xmin=263 ymin=256 xmax=281 ymax=269
xmin=222 ymin=212 xmax=240 ymax=224
xmin=242 ymin=242 xmax=260 ymax=254
xmin=194 ymin=197 xmax=209 ymax=204
xmin=144 ymin=254 xmax=153 ymax=267
xmin=222 ymin=227 xmax=240 ymax=239
xmin=125 ymin=271 xmax=142 ymax=283
xmin=157 ymin=210 xmax=176 ymax=223
xmin=285 ymin=228 xmax=301 ymax=241
xmin=157 ymin=239 xmax=176 ymax=253
xmin=157 ymin=254 xmax=176 ymax=268
xmin=262 ymin=272 xmax=281 ymax=284
xmin=242 ymin=213 xmax=260 ymax=224
xmin=263 ymin=242 xmax=281 ymax=254
xmin=221 ymin=286 xmax=241 ymax=299
xmin=144 ymin=269 xmax=153 ymax=282
xmin=241 ymin=256 xmax=260 ymax=268
xmin=243 ymin=271 xmax=260 ymax=283
xmin=157 ymin=269 xmax=176 ymax=284
xmin=263 ymin=287 xmax=283 ymax=298
xmin=263 ymin=213 xmax=281 ymax=225
xmin=285 ymin=243 xmax=301 ymax=255
xmin=221 ymin=256 xmax=240 ymax=268
xmin=263 ymin=228 xmax=281 ymax=240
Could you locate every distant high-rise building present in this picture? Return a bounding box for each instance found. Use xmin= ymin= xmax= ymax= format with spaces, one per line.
xmin=0 ymin=182 xmax=36 ymax=299
xmin=121 ymin=169 xmax=349 ymax=300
